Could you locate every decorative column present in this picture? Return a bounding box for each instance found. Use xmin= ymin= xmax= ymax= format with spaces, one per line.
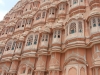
xmin=95 ymin=68 xmax=99 ymax=75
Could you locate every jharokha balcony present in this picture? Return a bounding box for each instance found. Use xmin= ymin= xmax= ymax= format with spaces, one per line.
xmin=1 ymin=0 xmax=100 ymax=75
xmin=57 ymin=1 xmax=67 ymax=18
xmin=1 ymin=40 xmax=16 ymax=62
xmin=69 ymin=0 xmax=86 ymax=17
xmin=22 ymin=33 xmax=39 ymax=58
xmin=33 ymin=11 xmax=46 ymax=26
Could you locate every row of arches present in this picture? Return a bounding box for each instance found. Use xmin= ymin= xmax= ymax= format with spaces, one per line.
xmin=16 ymin=18 xmax=33 ymax=29
xmin=9 ymin=0 xmax=86 ymax=24
xmin=1 ymin=16 xmax=100 ymax=52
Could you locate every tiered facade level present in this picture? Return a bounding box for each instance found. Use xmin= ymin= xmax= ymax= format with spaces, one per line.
xmin=0 ymin=0 xmax=100 ymax=75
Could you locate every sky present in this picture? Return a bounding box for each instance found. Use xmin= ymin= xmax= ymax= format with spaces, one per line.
xmin=0 ymin=0 xmax=19 ymax=21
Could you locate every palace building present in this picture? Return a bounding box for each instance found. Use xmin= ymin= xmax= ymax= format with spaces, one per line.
xmin=0 ymin=0 xmax=100 ymax=75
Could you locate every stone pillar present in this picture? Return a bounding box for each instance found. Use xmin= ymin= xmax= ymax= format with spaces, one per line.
xmin=95 ymin=68 xmax=98 ymax=75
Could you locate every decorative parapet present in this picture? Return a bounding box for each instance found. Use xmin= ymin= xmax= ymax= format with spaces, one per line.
xmin=31 ymin=26 xmax=42 ymax=33
xmin=87 ymin=8 xmax=100 ymax=21
xmin=52 ymin=19 xmax=63 ymax=29
xmin=67 ymin=13 xmax=84 ymax=23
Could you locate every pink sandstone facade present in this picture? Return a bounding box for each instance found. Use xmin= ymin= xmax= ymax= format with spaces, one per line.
xmin=0 ymin=0 xmax=100 ymax=75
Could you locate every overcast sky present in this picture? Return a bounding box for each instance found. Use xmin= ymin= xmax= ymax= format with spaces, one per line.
xmin=0 ymin=0 xmax=19 ymax=21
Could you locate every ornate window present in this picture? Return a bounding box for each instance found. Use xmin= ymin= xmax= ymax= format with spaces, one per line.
xmin=19 ymin=42 xmax=22 ymax=48
xmin=5 ymin=41 xmax=12 ymax=51
xmin=36 ymin=13 xmax=41 ymax=20
xmin=26 ymin=35 xmax=33 ymax=46
xmin=21 ymin=19 xmax=26 ymax=27
xmin=26 ymin=34 xmax=39 ymax=46
xmin=26 ymin=18 xmax=32 ymax=25
xmin=42 ymin=12 xmax=46 ymax=18
xmin=42 ymin=34 xmax=48 ymax=41
xmin=98 ymin=17 xmax=100 ymax=26
xmin=42 ymin=35 xmax=44 ymax=41
xmin=49 ymin=8 xmax=55 ymax=15
xmin=5 ymin=40 xmax=16 ymax=51
xmin=54 ymin=30 xmax=57 ymax=38
xmin=59 ymin=3 xmax=65 ymax=10
xmin=11 ymin=41 xmax=16 ymax=50
xmin=45 ymin=34 xmax=48 ymax=41
xmin=5 ymin=28 xmax=9 ymax=34
xmin=78 ymin=21 xmax=82 ymax=32
xmin=16 ymin=42 xmax=22 ymax=49
xmin=58 ymin=30 xmax=60 ymax=38
xmin=53 ymin=30 xmax=61 ymax=38
xmin=16 ymin=20 xmax=22 ymax=28
xmin=70 ymin=22 xmax=76 ymax=34
xmin=92 ymin=18 xmax=96 ymax=27
xmin=34 ymin=35 xmax=38 ymax=45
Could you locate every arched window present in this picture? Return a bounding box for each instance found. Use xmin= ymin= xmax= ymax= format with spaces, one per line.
xmin=26 ymin=35 xmax=33 ymax=46
xmin=11 ymin=41 xmax=16 ymax=50
xmin=34 ymin=35 xmax=38 ymax=45
xmin=5 ymin=41 xmax=12 ymax=51
xmin=5 ymin=40 xmax=16 ymax=51
xmin=70 ymin=22 xmax=76 ymax=34
xmin=92 ymin=18 xmax=96 ymax=27
xmin=78 ymin=21 xmax=82 ymax=32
